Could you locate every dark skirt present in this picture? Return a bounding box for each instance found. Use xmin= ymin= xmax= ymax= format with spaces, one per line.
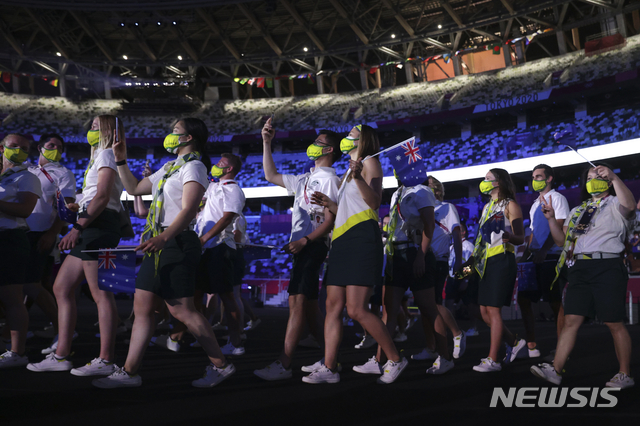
xmin=325 ymin=219 xmax=383 ymax=287
xmin=477 ymin=252 xmax=517 ymax=308
xmin=69 ymin=209 xmax=121 ymax=261
xmin=0 ymin=228 xmax=30 ymax=286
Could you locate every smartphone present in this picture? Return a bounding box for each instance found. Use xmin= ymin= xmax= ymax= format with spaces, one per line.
xmin=270 ymin=113 xmax=275 ymax=125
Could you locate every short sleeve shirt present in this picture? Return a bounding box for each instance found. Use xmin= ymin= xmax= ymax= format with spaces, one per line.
xmin=389 ymin=184 xmax=435 ymax=244
xmin=0 ymin=167 xmax=42 ymax=230
xmin=148 ymin=159 xmax=209 ymax=228
xmin=81 ymin=148 xmax=124 ymax=212
xmin=26 ymin=162 xmax=77 ymax=232
xmin=282 ymin=166 xmax=340 ymax=245
xmin=529 ymin=189 xmax=570 ymax=255
xmin=565 ymin=196 xmax=634 ymax=255
xmin=196 ymin=179 xmax=246 ymax=249
xmin=432 ymin=200 xmax=461 ymax=260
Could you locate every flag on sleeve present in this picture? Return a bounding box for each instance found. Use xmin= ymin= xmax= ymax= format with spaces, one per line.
xmin=97 ymin=250 xmax=136 ymax=294
xmin=387 ymin=137 xmax=427 ymax=187
xmin=481 ymin=211 xmax=505 ymax=243
xmin=553 ymin=124 xmax=578 ymax=149
xmin=56 ymin=190 xmax=77 ymax=224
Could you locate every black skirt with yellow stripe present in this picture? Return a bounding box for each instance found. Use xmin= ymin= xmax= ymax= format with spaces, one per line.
xmin=325 ymin=219 xmax=383 ymax=287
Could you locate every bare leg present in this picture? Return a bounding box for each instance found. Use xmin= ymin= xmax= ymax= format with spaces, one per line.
xmin=84 ymin=261 xmax=119 ymax=362
xmin=376 ymin=286 xmax=403 ymax=363
xmin=304 ymin=299 xmax=323 ymax=343
xmin=518 ymin=294 xmax=537 ymax=349
xmin=414 ymin=288 xmax=451 ymax=360
xmin=278 ymin=294 xmax=307 ymax=369
xmin=323 ymin=286 xmax=346 ymax=370
xmin=553 ymin=314 xmax=585 ymax=373
xmin=0 ymin=285 xmax=28 ymax=354
xmin=605 ymin=321 xmax=632 ymax=376
xmin=123 ymin=289 xmax=160 ymax=375
xmin=346 ymin=286 xmax=400 ymax=363
xmin=219 ymin=292 xmax=243 ymax=347
xmin=52 ymin=255 xmax=86 ymax=358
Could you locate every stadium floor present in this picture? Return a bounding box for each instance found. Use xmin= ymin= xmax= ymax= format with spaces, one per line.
xmin=2 ymin=297 xmax=639 ymax=425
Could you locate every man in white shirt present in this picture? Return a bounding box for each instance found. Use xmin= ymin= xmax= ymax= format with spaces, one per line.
xmin=518 ymin=164 xmax=570 ymax=359
xmin=24 ymin=134 xmax=76 ymax=341
xmin=197 ymin=153 xmax=246 ymax=356
xmin=254 ymin=119 xmax=340 ymax=381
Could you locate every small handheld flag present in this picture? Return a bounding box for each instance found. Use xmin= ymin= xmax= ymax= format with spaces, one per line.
xmin=388 ymin=137 xmax=427 ymax=187
xmin=480 ymin=211 xmax=505 ymax=243
xmin=95 ymin=249 xmax=136 ymax=294
xmin=56 ymin=190 xmax=77 ymax=224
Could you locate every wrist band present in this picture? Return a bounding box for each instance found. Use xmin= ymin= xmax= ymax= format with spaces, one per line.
xmin=72 ymin=223 xmax=84 ymax=232
xmin=304 ymin=236 xmax=311 ymax=243
xmin=115 ymin=159 xmax=127 ymax=166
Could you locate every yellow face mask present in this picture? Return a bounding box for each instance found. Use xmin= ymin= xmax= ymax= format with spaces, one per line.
xmin=3 ymin=146 xmax=29 ymax=164
xmin=586 ymin=178 xmax=609 ymax=196
xmin=211 ymin=164 xmax=229 ymax=178
xmin=479 ymin=180 xmax=496 ymax=194
xmin=86 ymin=130 xmax=100 ymax=147
xmin=163 ymin=133 xmax=189 ymax=154
xmin=307 ymin=143 xmax=328 ymax=161
xmin=41 ymin=147 xmax=62 ymax=163
xmin=340 ymin=137 xmax=358 ymax=154
xmin=532 ymin=179 xmax=547 ymax=192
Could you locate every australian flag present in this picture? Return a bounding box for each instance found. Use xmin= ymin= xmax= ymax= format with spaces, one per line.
xmin=388 ymin=137 xmax=427 ymax=187
xmin=97 ymin=249 xmax=136 ymax=294
xmin=553 ymin=124 xmax=578 ymax=149
xmin=481 ymin=211 xmax=505 ymax=243
xmin=56 ymin=190 xmax=77 ymax=224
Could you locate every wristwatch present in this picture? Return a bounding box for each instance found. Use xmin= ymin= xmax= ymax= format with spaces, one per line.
xmin=72 ymin=223 xmax=84 ymax=232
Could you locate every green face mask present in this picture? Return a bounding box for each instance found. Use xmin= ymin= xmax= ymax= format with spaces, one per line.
xmin=479 ymin=180 xmax=496 ymax=194
xmin=211 ymin=164 xmax=229 ymax=178
xmin=3 ymin=146 xmax=29 ymax=165
xmin=163 ymin=133 xmax=190 ymax=154
xmin=86 ymin=130 xmax=100 ymax=147
xmin=586 ymin=178 xmax=609 ymax=196
xmin=340 ymin=137 xmax=358 ymax=154
xmin=532 ymin=179 xmax=547 ymax=192
xmin=307 ymin=143 xmax=328 ymax=161
xmin=41 ymin=147 xmax=62 ymax=163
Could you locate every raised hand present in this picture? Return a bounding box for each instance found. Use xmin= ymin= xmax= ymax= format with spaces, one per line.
xmin=539 ymin=195 xmax=556 ymax=220
xmin=593 ymin=165 xmax=616 ymax=182
xmin=112 ymin=129 xmax=127 ymax=162
xmin=262 ymin=117 xmax=275 ymax=144
xmin=142 ymin=160 xmax=152 ymax=178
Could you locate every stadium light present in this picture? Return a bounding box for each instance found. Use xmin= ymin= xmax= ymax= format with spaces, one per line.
xmin=303 ymin=47 xmax=308 ymax=52
xmin=173 ymin=21 xmax=177 ymax=25
xmin=120 ymin=23 xmax=125 ymax=27
xmin=123 ymin=138 xmax=640 ymax=202
xmin=177 ymin=55 xmax=183 ymax=60
xmin=438 ymin=24 xmax=442 ymax=29
xmin=157 ymin=21 xmax=161 ymax=26
xmin=122 ymin=55 xmax=128 ymax=60
xmin=391 ymin=34 xmax=396 ymax=39
xmin=56 ymin=52 xmax=61 ymax=57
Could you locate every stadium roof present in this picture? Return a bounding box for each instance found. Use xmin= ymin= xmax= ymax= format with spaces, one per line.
xmin=1 ymin=0 xmax=639 ymax=88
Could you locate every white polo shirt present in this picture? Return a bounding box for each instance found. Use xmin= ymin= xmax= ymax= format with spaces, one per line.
xmin=0 ymin=166 xmax=42 ymax=230
xmin=196 ymin=179 xmax=246 ymax=249
xmin=81 ymin=148 xmax=124 ymax=212
xmin=567 ymin=195 xmax=634 ymax=255
xmin=389 ymin=184 xmax=435 ymax=244
xmin=282 ymin=166 xmax=340 ymax=246
xmin=148 ymin=159 xmax=209 ymax=228
xmin=529 ymin=189 xmax=570 ymax=255
xmin=26 ymin=162 xmax=77 ymax=232
xmin=432 ymin=200 xmax=461 ymax=260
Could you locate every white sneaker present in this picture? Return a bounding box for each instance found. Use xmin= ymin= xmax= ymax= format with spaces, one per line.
xmin=301 ymin=358 xmax=342 ymax=373
xmin=354 ymin=335 xmax=376 ymax=349
xmin=27 ymin=352 xmax=73 ymax=372
xmin=298 ymin=335 xmax=320 ymax=348
xmin=377 ymin=357 xmax=408 ymax=384
xmin=220 ymin=341 xmax=245 ymax=356
xmin=516 ymin=347 xmax=541 ymax=359
xmin=0 ymin=350 xmax=28 ymax=369
xmin=605 ymin=372 xmax=635 ymax=389
xmin=452 ymin=331 xmax=466 ymax=359
xmin=393 ymin=332 xmax=408 ymax=343
xmin=150 ymin=335 xmax=181 ymax=352
xmin=212 ymin=322 xmax=228 ymax=331
xmin=244 ymin=318 xmax=261 ymax=331
xmin=465 ymin=327 xmax=479 ymax=337
xmin=503 ymin=339 xmax=527 ymax=364
xmin=473 ymin=357 xmax=502 ymax=373
xmin=353 ymin=356 xmax=382 ymax=374
xmin=254 ymin=361 xmax=293 ymax=381
xmin=302 ymin=365 xmax=340 ymax=384
xmin=530 ymin=363 xmax=562 ymax=385
xmin=411 ymin=348 xmax=438 ymax=361
xmin=192 ymin=362 xmax=236 ymax=388
xmin=426 ymin=356 xmax=454 ymax=375
xmin=41 ymin=331 xmax=78 ymax=355
xmin=70 ymin=358 xmax=116 ymax=376
xmin=92 ymin=366 xmax=142 ymax=388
